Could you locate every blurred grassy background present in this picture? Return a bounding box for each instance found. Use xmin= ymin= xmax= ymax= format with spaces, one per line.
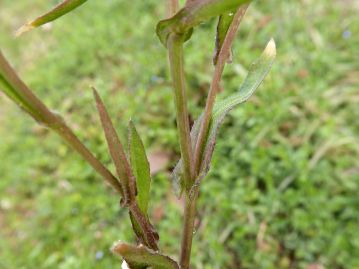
xmin=0 ymin=0 xmax=358 ymax=268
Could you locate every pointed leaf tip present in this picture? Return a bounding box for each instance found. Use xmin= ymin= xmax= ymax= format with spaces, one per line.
xmin=15 ymin=24 xmax=34 ymax=37
xmin=16 ymin=0 xmax=88 ymax=36
xmin=93 ymin=87 xmax=135 ymax=205
xmin=265 ymin=38 xmax=276 ymax=58
xmin=92 ymin=87 xmax=102 ymax=105
xmin=171 ymin=39 xmax=276 ymax=195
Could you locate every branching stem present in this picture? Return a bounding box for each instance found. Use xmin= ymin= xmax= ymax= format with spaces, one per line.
xmin=179 ymin=6 xmax=249 ymax=268
xmin=179 ymin=193 xmax=198 ymax=269
xmin=193 ymin=5 xmax=249 ymax=174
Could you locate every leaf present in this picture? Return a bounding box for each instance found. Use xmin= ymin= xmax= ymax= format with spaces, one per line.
xmin=0 ymin=50 xmax=53 ymax=124
xmin=128 ymin=121 xmax=152 ymax=245
xmin=94 ymin=94 xmax=158 ymax=250
xmin=112 ymin=242 xmax=179 ymax=269
xmin=93 ymin=88 xmax=136 ymax=205
xmin=16 ymin=0 xmax=88 ymax=36
xmin=128 ymin=121 xmax=151 ymax=215
xmin=213 ymin=10 xmax=237 ymax=65
xmin=129 ymin=212 xmax=146 ymax=246
xmin=122 ymin=260 xmax=146 ymax=269
xmin=172 ymin=39 xmax=276 ymax=197
xmin=156 ymin=0 xmax=251 ymax=46
xmin=0 ymin=51 xmax=123 ymax=195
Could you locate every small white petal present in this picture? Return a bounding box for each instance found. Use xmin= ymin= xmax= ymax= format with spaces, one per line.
xmin=122 ymin=261 xmax=130 ymax=269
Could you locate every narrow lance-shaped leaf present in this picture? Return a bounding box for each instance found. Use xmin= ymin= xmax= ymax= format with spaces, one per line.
xmin=156 ymin=0 xmax=251 ymax=46
xmin=16 ymin=0 xmax=88 ymax=36
xmin=172 ymin=39 xmax=276 ymax=198
xmin=0 ymin=50 xmax=123 ymax=195
xmin=213 ymin=9 xmax=237 ymax=65
xmin=128 ymin=121 xmax=151 ymax=215
xmin=93 ymin=88 xmax=136 ymax=205
xmin=0 ymin=51 xmax=56 ymax=125
xmin=93 ymin=90 xmax=159 ymax=251
xmin=112 ymin=242 xmax=179 ymax=269
xmin=128 ymin=121 xmax=152 ymax=246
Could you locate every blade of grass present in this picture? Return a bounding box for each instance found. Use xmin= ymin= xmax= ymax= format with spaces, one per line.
xmin=0 ymin=50 xmax=123 ymax=195
xmin=16 ymin=0 xmax=88 ymax=36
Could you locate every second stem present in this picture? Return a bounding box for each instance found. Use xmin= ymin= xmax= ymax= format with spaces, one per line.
xmin=167 ymin=33 xmax=196 ymax=269
xmin=167 ymin=33 xmax=194 ymax=189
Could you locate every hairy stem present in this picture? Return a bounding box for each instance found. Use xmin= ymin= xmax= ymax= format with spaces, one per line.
xmin=193 ymin=5 xmax=249 ymax=174
xmin=180 ymin=193 xmax=198 ymax=269
xmin=167 ymin=33 xmax=194 ymax=189
xmin=178 ymin=6 xmax=249 ymax=268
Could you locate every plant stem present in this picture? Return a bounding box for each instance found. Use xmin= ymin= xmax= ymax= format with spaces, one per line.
xmin=167 ymin=0 xmax=179 ymax=17
xmin=180 ymin=193 xmax=198 ymax=269
xmin=55 ymin=124 xmax=124 ymax=195
xmin=167 ymin=32 xmax=200 ymax=268
xmin=167 ymin=33 xmax=194 ymax=189
xmin=1 ymin=51 xmax=160 ymax=251
xmin=130 ymin=203 xmax=159 ymax=251
xmin=178 ymin=7 xmax=249 ymax=268
xmin=193 ymin=5 xmax=249 ymax=174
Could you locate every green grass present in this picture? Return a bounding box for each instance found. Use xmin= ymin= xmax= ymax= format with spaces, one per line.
xmin=0 ymin=0 xmax=358 ymax=268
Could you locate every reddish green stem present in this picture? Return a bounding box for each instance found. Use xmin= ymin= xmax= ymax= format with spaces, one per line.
xmin=167 ymin=33 xmax=194 ymax=190
xmin=193 ymin=5 xmax=249 ymax=175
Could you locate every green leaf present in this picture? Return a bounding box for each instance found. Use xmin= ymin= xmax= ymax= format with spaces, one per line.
xmin=172 ymin=39 xmax=276 ymax=197
xmin=0 ymin=51 xmax=124 ymax=195
xmin=112 ymin=242 xmax=179 ymax=269
xmin=129 ymin=212 xmax=146 ymax=246
xmin=213 ymin=10 xmax=237 ymax=65
xmin=128 ymin=121 xmax=151 ymax=215
xmin=16 ymin=0 xmax=88 ymax=36
xmin=93 ymin=88 xmax=136 ymax=205
xmin=0 ymin=51 xmax=53 ymax=124
xmin=128 ymin=122 xmax=154 ymax=246
xmin=156 ymin=0 xmax=251 ymax=46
